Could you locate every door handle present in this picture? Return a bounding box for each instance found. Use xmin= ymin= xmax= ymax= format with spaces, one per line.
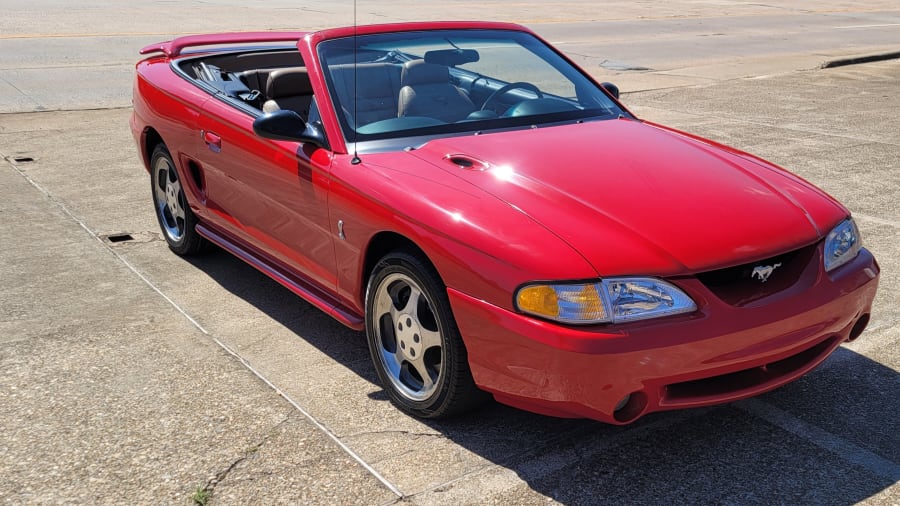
xmin=202 ymin=130 xmax=222 ymax=152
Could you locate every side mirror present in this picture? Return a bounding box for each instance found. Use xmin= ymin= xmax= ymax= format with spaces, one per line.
xmin=253 ymin=110 xmax=327 ymax=148
xmin=601 ymin=82 xmax=620 ymax=100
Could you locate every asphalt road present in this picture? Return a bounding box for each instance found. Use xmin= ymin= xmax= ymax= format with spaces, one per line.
xmin=0 ymin=1 xmax=898 ymax=504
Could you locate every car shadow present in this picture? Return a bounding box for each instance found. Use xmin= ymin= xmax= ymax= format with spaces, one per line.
xmin=431 ymin=348 xmax=899 ymax=504
xmin=185 ymin=246 xmax=376 ymax=374
xmin=185 ymin=248 xmax=898 ymax=504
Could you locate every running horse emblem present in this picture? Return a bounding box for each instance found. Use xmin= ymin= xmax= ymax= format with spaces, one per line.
xmin=751 ymin=263 xmax=782 ymax=283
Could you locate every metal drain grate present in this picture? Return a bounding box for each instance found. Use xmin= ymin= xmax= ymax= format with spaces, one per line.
xmin=104 ymin=233 xmax=135 ymax=243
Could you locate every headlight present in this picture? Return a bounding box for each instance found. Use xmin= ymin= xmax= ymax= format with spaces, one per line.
xmin=824 ymin=218 xmax=861 ymax=272
xmin=515 ymin=277 xmax=696 ymax=325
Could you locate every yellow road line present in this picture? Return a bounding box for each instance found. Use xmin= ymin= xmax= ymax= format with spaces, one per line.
xmin=1 ymin=7 xmax=896 ymax=38
xmin=0 ymin=32 xmax=186 ymax=40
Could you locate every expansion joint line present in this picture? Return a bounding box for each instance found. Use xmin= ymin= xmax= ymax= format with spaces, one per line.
xmin=6 ymin=160 xmax=405 ymax=499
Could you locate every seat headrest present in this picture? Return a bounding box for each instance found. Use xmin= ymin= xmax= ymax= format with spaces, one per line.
xmin=401 ymin=60 xmax=450 ymax=87
xmin=266 ymin=68 xmax=313 ymax=99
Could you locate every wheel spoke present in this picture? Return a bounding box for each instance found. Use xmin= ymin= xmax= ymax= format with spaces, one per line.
xmin=399 ymin=285 xmax=421 ymax=315
xmin=419 ymin=327 xmax=442 ymax=351
xmin=154 ymin=171 xmax=168 ymax=205
xmin=171 ymin=202 xmax=186 ymax=221
xmin=409 ymin=357 xmax=435 ymax=391
xmin=169 ymin=178 xmax=182 ymax=197
xmin=373 ymin=287 xmax=394 ymax=321
xmin=166 ymin=179 xmax=185 ymax=221
xmin=388 ymin=302 xmax=403 ymax=327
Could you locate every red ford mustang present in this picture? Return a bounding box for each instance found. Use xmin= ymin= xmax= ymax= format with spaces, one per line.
xmin=131 ymin=21 xmax=879 ymax=424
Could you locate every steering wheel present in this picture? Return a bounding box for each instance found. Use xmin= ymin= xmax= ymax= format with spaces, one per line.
xmin=480 ymin=82 xmax=543 ymax=112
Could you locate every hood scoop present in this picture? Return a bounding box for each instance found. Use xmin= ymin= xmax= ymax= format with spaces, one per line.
xmin=444 ymin=153 xmax=490 ymax=171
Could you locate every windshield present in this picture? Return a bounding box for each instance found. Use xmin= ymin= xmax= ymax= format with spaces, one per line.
xmin=317 ymin=29 xmax=626 ymax=145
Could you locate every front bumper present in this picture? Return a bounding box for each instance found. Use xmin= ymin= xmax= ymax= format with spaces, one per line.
xmin=450 ymin=248 xmax=879 ymax=424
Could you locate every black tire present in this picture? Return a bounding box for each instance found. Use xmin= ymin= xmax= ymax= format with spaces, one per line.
xmin=150 ymin=144 xmax=207 ymax=256
xmin=365 ymin=251 xmax=487 ymax=418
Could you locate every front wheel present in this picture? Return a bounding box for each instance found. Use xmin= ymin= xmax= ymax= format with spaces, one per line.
xmin=150 ymin=144 xmax=206 ymax=255
xmin=365 ymin=251 xmax=486 ymax=418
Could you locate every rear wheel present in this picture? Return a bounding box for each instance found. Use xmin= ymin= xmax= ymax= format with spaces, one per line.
xmin=150 ymin=144 xmax=206 ymax=255
xmin=365 ymin=251 xmax=486 ymax=418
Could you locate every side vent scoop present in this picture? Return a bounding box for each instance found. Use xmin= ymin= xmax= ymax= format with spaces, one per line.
xmin=444 ymin=153 xmax=489 ymax=171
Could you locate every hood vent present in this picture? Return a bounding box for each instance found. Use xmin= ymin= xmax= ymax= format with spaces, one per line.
xmin=444 ymin=153 xmax=489 ymax=171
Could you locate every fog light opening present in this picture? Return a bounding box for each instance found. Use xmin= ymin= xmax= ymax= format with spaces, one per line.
xmin=613 ymin=391 xmax=648 ymax=424
xmin=847 ymin=313 xmax=870 ymax=342
xmin=614 ymin=394 xmax=631 ymax=412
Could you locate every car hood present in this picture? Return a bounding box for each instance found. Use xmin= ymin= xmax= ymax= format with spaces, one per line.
xmin=409 ymin=118 xmax=847 ymax=275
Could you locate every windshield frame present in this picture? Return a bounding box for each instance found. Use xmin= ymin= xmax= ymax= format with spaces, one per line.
xmin=316 ymin=28 xmax=630 ymax=152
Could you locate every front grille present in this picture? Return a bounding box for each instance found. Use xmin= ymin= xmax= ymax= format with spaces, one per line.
xmin=696 ymin=242 xmax=818 ymax=306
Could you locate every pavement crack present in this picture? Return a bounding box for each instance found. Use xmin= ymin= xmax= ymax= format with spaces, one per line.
xmin=199 ymin=415 xmax=292 ymax=500
xmin=342 ymin=429 xmax=445 ymax=439
xmin=0 ymin=74 xmax=43 ymax=109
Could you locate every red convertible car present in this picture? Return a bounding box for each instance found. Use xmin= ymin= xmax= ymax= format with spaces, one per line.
xmin=131 ymin=21 xmax=879 ymax=424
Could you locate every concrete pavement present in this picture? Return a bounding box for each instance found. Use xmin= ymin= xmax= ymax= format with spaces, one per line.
xmin=0 ymin=114 xmax=397 ymax=503
xmin=0 ymin=1 xmax=898 ymax=504
xmin=2 ymin=0 xmax=900 ymax=111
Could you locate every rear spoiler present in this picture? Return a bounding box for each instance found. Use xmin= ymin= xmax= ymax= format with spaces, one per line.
xmin=139 ymin=32 xmax=307 ymax=58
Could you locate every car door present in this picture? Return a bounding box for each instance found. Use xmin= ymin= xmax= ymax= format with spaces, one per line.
xmin=197 ymin=96 xmax=338 ymax=292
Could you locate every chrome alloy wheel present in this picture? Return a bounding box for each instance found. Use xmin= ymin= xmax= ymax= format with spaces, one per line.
xmin=371 ymin=272 xmax=445 ymax=401
xmin=152 ymin=154 xmax=187 ymax=243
